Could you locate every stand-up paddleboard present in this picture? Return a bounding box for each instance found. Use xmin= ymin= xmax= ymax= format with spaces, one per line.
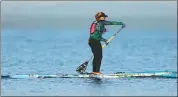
xmin=1 ymin=70 xmax=177 ymax=79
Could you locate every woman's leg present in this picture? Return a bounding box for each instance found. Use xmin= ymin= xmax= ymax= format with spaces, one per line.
xmin=89 ymin=40 xmax=102 ymax=72
xmin=95 ymin=42 xmax=102 ymax=72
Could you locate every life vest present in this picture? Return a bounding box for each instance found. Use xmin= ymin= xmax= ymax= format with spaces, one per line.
xmin=89 ymin=21 xmax=107 ymax=34
xmin=90 ymin=21 xmax=98 ymax=34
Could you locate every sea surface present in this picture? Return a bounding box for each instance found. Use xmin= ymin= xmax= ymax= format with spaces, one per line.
xmin=1 ymin=27 xmax=177 ymax=96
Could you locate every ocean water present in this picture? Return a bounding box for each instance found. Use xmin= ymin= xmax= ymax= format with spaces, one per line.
xmin=1 ymin=27 xmax=177 ymax=96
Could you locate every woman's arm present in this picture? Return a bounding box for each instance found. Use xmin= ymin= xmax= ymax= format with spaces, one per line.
xmin=101 ymin=20 xmax=124 ymax=25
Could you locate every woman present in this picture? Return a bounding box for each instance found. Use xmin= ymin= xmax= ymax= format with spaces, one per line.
xmin=89 ymin=12 xmax=125 ymax=75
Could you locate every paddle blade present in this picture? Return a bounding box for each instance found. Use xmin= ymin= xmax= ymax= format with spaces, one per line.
xmin=76 ymin=61 xmax=89 ymax=74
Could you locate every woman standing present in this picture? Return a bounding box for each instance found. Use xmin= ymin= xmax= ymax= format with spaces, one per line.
xmin=89 ymin=12 xmax=125 ymax=75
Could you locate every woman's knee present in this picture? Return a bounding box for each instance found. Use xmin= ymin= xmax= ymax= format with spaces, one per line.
xmin=94 ymin=54 xmax=102 ymax=60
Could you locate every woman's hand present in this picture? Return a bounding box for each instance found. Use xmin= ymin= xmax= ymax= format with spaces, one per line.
xmin=104 ymin=39 xmax=109 ymax=45
xmin=122 ymin=23 xmax=126 ymax=28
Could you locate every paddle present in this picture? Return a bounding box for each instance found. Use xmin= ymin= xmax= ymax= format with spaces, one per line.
xmin=76 ymin=26 xmax=124 ymax=74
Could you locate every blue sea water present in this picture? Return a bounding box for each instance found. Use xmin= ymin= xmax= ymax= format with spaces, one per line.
xmin=1 ymin=28 xmax=177 ymax=96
